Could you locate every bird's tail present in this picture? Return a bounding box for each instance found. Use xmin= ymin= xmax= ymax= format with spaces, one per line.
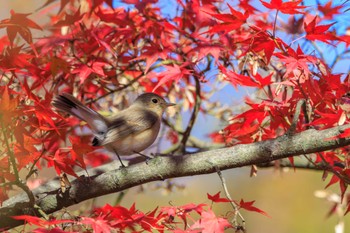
xmin=52 ymin=93 xmax=108 ymax=134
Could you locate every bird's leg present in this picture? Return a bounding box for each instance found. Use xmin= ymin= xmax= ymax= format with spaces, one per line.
xmin=134 ymin=151 xmax=153 ymax=163
xmin=113 ymin=149 xmax=126 ymax=168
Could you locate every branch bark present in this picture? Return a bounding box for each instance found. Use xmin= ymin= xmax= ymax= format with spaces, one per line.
xmin=1 ymin=124 xmax=350 ymax=229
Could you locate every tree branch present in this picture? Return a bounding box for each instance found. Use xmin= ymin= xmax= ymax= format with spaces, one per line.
xmin=1 ymin=124 xmax=350 ymax=229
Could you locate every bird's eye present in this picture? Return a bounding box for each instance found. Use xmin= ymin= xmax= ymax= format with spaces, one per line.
xmin=152 ymin=98 xmax=158 ymax=103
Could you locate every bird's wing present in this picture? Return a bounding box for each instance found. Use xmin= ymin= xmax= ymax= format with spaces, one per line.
xmin=98 ymin=108 xmax=159 ymax=146
xmin=52 ymin=93 xmax=108 ymax=134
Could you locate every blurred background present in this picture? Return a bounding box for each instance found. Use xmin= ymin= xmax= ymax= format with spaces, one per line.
xmin=2 ymin=0 xmax=349 ymax=232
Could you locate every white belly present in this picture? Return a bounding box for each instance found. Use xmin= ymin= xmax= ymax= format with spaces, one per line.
xmin=106 ymin=121 xmax=160 ymax=155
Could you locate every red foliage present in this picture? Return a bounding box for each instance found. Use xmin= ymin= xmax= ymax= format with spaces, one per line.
xmin=1 ymin=0 xmax=350 ymax=231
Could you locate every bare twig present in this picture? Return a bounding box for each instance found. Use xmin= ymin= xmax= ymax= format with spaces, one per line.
xmin=215 ymin=166 xmax=246 ymax=231
xmin=179 ymin=76 xmax=201 ymax=153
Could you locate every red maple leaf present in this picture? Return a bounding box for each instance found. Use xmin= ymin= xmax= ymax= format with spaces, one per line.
xmin=190 ymin=209 xmax=232 ymax=233
xmin=0 ymin=10 xmax=42 ymax=44
xmin=239 ymin=199 xmax=270 ymax=217
xmin=0 ymin=87 xmax=19 ymax=124
xmin=69 ymin=136 xmax=95 ymax=170
xmin=219 ymin=65 xmax=272 ymax=88
xmin=14 ymin=134 xmax=41 ymax=170
xmin=80 ymin=216 xmax=112 ymax=233
xmin=187 ymin=44 xmax=223 ymax=63
xmin=0 ymin=45 xmax=34 ymax=70
xmin=71 ymin=61 xmax=107 ymax=84
xmin=304 ymin=16 xmax=338 ymax=44
xmin=45 ymin=150 xmax=79 ymax=177
xmin=54 ymin=7 xmax=85 ymax=26
xmin=275 ymin=45 xmax=317 ymax=81
xmin=205 ymin=4 xmax=249 ymax=34
xmin=12 ymin=215 xmax=73 ymax=226
xmin=260 ymin=0 xmax=306 ymax=14
xmin=131 ymin=44 xmax=170 ymax=73
xmin=207 ymin=192 xmax=231 ymax=203
xmin=318 ymin=1 xmax=342 ymax=19
xmin=152 ymin=64 xmax=191 ymax=92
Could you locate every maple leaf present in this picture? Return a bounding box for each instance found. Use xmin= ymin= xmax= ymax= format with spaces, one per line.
xmin=239 ymin=199 xmax=270 ymax=217
xmin=12 ymin=215 xmax=73 ymax=227
xmin=81 ymin=216 xmax=112 ymax=233
xmin=0 ymin=10 xmax=42 ymax=44
xmin=69 ymin=136 xmax=95 ymax=170
xmin=152 ymin=64 xmax=191 ymax=92
xmin=187 ymin=44 xmax=223 ymax=63
xmin=246 ymin=28 xmax=288 ymax=64
xmin=45 ymin=150 xmax=79 ymax=177
xmin=190 ymin=209 xmax=232 ymax=233
xmin=0 ymin=87 xmax=19 ymax=124
xmin=275 ymin=45 xmax=317 ymax=81
xmin=207 ymin=192 xmax=231 ymax=203
xmin=12 ymin=215 xmax=46 ymax=226
xmin=0 ymin=45 xmax=34 ymax=70
xmin=54 ymin=7 xmax=85 ymax=27
xmin=219 ymin=65 xmax=272 ymax=88
xmin=49 ymin=56 xmax=70 ymax=77
xmin=131 ymin=44 xmax=170 ymax=73
xmin=310 ymin=109 xmax=344 ymax=129
xmin=260 ymin=0 xmax=306 ymax=14
xmin=304 ymin=16 xmax=338 ymax=44
xmin=14 ymin=134 xmax=41 ymax=170
xmin=72 ymin=61 xmax=107 ymax=84
xmin=318 ymin=1 xmax=342 ymax=19
xmin=205 ymin=4 xmax=249 ymax=34
xmin=161 ymin=203 xmax=206 ymax=227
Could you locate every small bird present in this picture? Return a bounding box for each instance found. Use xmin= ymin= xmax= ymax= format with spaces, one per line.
xmin=52 ymin=93 xmax=175 ymax=167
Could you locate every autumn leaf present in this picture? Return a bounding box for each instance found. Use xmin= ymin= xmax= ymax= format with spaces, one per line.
xmin=80 ymin=216 xmax=112 ymax=233
xmin=207 ymin=192 xmax=232 ymax=203
xmin=0 ymin=45 xmax=34 ymax=70
xmin=304 ymin=16 xmax=338 ymax=44
xmin=0 ymin=10 xmax=42 ymax=44
xmin=0 ymin=87 xmax=19 ymax=124
xmin=69 ymin=135 xmax=95 ymax=169
xmin=239 ymin=199 xmax=270 ymax=217
xmin=275 ymin=45 xmax=317 ymax=81
xmin=205 ymin=4 xmax=248 ymax=34
xmin=152 ymin=64 xmax=191 ymax=92
xmin=260 ymin=0 xmax=306 ymax=14
xmin=131 ymin=44 xmax=170 ymax=73
xmin=54 ymin=7 xmax=85 ymax=26
xmin=318 ymin=1 xmax=342 ymax=19
xmin=190 ymin=209 xmax=232 ymax=233
xmin=45 ymin=150 xmax=79 ymax=177
xmin=12 ymin=215 xmax=73 ymax=226
xmin=219 ymin=65 xmax=272 ymax=88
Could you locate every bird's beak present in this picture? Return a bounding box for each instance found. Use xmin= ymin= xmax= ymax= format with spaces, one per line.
xmin=166 ymin=102 xmax=176 ymax=107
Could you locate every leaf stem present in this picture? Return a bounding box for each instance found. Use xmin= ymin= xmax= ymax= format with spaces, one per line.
xmin=272 ymin=10 xmax=279 ymax=38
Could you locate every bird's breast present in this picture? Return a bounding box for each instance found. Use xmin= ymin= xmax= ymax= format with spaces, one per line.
xmin=107 ymin=120 xmax=161 ymax=155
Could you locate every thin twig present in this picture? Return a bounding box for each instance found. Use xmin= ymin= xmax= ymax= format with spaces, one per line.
xmin=215 ymin=166 xmax=246 ymax=232
xmin=1 ymin=122 xmax=36 ymax=205
xmin=179 ymin=76 xmax=201 ymax=153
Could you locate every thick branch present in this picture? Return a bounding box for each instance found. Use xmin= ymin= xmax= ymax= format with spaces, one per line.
xmin=1 ymin=124 xmax=350 ymax=229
